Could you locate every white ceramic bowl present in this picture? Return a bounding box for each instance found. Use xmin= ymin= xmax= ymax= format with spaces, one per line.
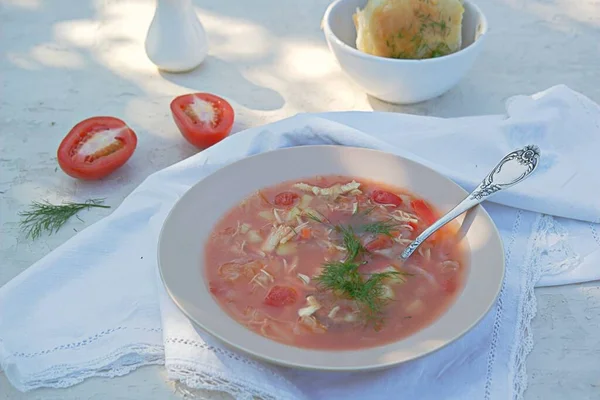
xmin=322 ymin=0 xmax=488 ymax=104
xmin=158 ymin=145 xmax=505 ymax=371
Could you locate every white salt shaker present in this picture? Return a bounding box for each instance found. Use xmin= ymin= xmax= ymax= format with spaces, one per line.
xmin=144 ymin=0 xmax=209 ymax=72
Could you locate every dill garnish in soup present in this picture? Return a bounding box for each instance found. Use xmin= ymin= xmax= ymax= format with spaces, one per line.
xmin=205 ymin=176 xmax=468 ymax=350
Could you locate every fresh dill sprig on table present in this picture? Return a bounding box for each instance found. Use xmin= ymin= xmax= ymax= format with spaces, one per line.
xmin=19 ymin=198 xmax=110 ymax=240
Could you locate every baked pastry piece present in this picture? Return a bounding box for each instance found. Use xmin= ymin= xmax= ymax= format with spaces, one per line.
xmin=353 ymin=0 xmax=464 ymax=59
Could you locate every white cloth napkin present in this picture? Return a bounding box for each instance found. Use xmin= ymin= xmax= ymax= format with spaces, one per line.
xmin=1 ymin=85 xmax=599 ymax=399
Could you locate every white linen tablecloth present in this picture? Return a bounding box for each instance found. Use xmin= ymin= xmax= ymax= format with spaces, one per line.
xmin=1 ymin=85 xmax=598 ymax=400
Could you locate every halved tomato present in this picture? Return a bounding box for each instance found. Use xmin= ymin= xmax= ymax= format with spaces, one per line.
xmin=57 ymin=116 xmax=137 ymax=180
xmin=170 ymin=92 xmax=235 ymax=149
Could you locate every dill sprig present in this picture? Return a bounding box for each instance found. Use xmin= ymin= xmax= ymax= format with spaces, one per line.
xmin=314 ymin=260 xmax=401 ymax=326
xmin=313 ymin=220 xmax=409 ymax=328
xmin=19 ymin=198 xmax=110 ymax=240
xmin=361 ymin=207 xmax=376 ymax=216
xmin=307 ymin=212 xmax=367 ymax=260
xmin=361 ymin=219 xmax=399 ymax=237
xmin=357 ymin=271 xmax=401 ymax=324
xmin=306 ymin=212 xmax=326 ymax=224
xmin=336 ymin=225 xmax=367 ymax=261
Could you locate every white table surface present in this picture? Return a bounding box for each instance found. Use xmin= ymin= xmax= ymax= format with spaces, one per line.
xmin=1 ymin=0 xmax=599 ymax=398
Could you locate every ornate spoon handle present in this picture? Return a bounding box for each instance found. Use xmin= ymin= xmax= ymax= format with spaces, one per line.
xmin=400 ymin=145 xmax=541 ymax=261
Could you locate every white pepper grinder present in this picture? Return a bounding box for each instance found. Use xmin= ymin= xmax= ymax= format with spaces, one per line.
xmin=144 ymin=0 xmax=209 ymax=72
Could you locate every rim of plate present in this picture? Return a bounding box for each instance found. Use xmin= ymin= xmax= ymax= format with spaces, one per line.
xmin=158 ymin=145 xmax=505 ymax=371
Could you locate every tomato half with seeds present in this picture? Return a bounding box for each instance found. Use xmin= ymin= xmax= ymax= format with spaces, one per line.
xmin=57 ymin=116 xmax=137 ymax=180
xmin=170 ymin=93 xmax=235 ymax=149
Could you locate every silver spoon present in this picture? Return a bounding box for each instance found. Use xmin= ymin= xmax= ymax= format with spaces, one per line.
xmin=400 ymin=145 xmax=541 ymax=261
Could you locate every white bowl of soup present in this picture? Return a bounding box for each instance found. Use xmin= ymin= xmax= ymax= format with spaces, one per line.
xmin=322 ymin=0 xmax=488 ymax=104
xmin=158 ymin=145 xmax=504 ymax=370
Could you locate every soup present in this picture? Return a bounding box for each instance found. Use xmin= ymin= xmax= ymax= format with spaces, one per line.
xmin=205 ymin=175 xmax=468 ymax=350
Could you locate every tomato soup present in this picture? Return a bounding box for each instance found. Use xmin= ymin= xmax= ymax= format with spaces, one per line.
xmin=205 ymin=175 xmax=468 ymax=350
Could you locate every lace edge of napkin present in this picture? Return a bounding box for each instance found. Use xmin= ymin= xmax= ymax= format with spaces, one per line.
xmin=168 ymin=362 xmax=282 ymax=400
xmin=509 ymin=214 xmax=580 ymax=400
xmin=9 ymin=214 xmax=573 ymax=396
xmin=4 ymin=344 xmax=164 ymax=392
xmin=164 ymin=337 xmax=303 ymax=400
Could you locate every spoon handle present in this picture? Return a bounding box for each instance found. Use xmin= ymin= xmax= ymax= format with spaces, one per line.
xmin=400 ymin=145 xmax=541 ymax=260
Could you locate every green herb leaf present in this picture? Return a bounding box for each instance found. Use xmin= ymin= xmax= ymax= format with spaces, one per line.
xmin=314 ymin=262 xmax=403 ymax=327
xmin=430 ymin=42 xmax=451 ymax=58
xmin=360 ymin=206 xmax=376 ymax=216
xmin=19 ymin=198 xmax=110 ymax=240
xmin=306 ymin=212 xmax=324 ymax=224
xmin=335 ymin=225 xmax=366 ymax=261
xmin=313 ymin=218 xmax=413 ymax=328
xmin=314 ymin=260 xmax=362 ymax=296
xmin=362 ymin=219 xmax=399 ymax=237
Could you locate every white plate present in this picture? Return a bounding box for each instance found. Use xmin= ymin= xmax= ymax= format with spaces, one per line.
xmin=158 ymin=145 xmax=504 ymax=371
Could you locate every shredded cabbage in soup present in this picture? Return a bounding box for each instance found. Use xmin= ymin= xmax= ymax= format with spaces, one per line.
xmin=205 ymin=175 xmax=467 ymax=350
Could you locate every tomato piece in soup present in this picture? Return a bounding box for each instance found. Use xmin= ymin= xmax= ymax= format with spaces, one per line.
xmin=365 ymin=234 xmax=394 ymax=251
xmin=57 ymin=116 xmax=137 ymax=180
xmin=411 ymin=199 xmax=437 ymax=225
xmin=371 ymin=190 xmax=403 ymax=206
xmin=411 ymin=198 xmax=452 ymax=243
xmin=442 ymin=277 xmax=458 ymax=294
xmin=274 ymin=192 xmax=299 ymax=206
xmin=264 ymin=285 xmax=298 ymax=307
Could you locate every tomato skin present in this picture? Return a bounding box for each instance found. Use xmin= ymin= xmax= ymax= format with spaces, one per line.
xmin=209 ymin=282 xmax=224 ymax=296
xmin=300 ymin=227 xmax=312 ymax=240
xmin=264 ymin=285 xmax=298 ymax=307
xmin=274 ymin=192 xmax=299 ymax=206
xmin=371 ymin=190 xmax=403 ymax=206
xmin=365 ymin=234 xmax=394 ymax=252
xmin=411 ymin=199 xmax=437 ymax=225
xmin=170 ymin=93 xmax=235 ymax=149
xmin=441 ymin=277 xmax=458 ymax=294
xmin=57 ymin=116 xmax=137 ymax=181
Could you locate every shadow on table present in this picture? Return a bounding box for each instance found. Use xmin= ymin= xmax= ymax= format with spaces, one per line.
xmin=202 ymin=0 xmax=600 ymax=118
xmin=364 ymin=86 xmax=477 ymax=118
xmin=363 ymin=0 xmax=600 ymax=117
xmin=159 ymin=56 xmax=285 ymax=112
